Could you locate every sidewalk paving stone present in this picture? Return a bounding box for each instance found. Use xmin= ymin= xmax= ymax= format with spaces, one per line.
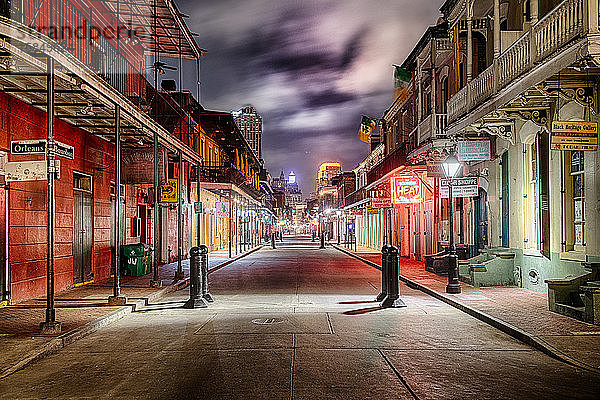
xmin=0 ymin=245 xmax=261 ymax=379
xmin=333 ymin=244 xmax=600 ymax=372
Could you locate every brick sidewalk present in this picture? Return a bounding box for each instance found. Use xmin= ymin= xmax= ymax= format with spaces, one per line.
xmin=334 ymin=245 xmax=600 ymax=372
xmin=0 ymin=246 xmax=261 ymax=378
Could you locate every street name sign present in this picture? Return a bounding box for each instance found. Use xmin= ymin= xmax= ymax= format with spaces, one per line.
xmin=440 ymin=177 xmax=478 ymax=198
xmin=10 ymin=139 xmax=75 ymax=159
xmin=551 ymin=121 xmax=598 ymax=151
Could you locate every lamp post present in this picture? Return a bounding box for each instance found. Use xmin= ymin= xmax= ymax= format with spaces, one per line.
xmin=336 ymin=210 xmax=342 ymax=244
xmin=442 ymin=153 xmax=462 ymax=294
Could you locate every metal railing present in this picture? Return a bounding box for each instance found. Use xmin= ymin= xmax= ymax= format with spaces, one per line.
xmin=447 ymin=0 xmax=588 ymax=123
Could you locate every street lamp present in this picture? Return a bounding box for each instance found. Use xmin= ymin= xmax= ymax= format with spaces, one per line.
xmin=442 ymin=153 xmax=462 ymax=294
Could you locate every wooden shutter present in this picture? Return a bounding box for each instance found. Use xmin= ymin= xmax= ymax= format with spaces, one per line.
xmin=538 ymin=132 xmax=551 ymax=259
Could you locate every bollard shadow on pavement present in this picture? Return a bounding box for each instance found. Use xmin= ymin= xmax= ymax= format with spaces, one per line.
xmin=342 ymin=306 xmax=383 ymax=315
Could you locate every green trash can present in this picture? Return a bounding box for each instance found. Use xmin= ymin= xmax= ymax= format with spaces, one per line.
xmin=121 ymin=244 xmax=146 ymax=277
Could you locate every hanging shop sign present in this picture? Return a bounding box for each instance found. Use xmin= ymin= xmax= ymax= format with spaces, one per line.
xmin=390 ymin=176 xmax=422 ymax=204
xmin=366 ymin=206 xmax=379 ymax=215
xmin=457 ymin=140 xmax=491 ymax=162
xmin=194 ymin=201 xmax=203 ymax=214
xmin=160 ymin=179 xmax=178 ymax=203
xmin=440 ymin=177 xmax=478 ymax=198
xmin=10 ymin=139 xmax=74 ymax=160
xmin=215 ymin=202 xmax=230 ymax=218
xmin=371 ymin=197 xmax=392 ymax=208
xmin=4 ymin=160 xmax=60 ymax=181
xmin=551 ymin=121 xmax=598 ymax=151
xmin=426 ymin=162 xmax=444 ymax=178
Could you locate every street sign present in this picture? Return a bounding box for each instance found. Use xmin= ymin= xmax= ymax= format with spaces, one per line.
xmin=194 ymin=201 xmax=203 ymax=214
xmin=216 ymin=202 xmax=230 ymax=218
xmin=10 ymin=139 xmax=75 ymax=159
xmin=10 ymin=140 xmax=46 ymax=155
xmin=55 ymin=141 xmax=74 ymax=160
xmin=371 ymin=197 xmax=391 ymax=208
xmin=391 ymin=176 xmax=422 ymax=204
xmin=551 ymin=120 xmax=598 ymax=151
xmin=457 ymin=140 xmax=491 ymax=161
xmin=160 ymin=179 xmax=178 ymax=203
xmin=440 ymin=177 xmax=478 ymax=198
xmin=4 ymin=160 xmax=60 ymax=181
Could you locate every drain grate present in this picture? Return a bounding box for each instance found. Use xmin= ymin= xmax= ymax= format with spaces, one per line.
xmin=251 ymin=317 xmax=285 ymax=325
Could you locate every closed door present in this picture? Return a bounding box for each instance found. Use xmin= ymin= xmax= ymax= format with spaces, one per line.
xmin=110 ymin=197 xmax=125 ymax=274
xmin=413 ymin=206 xmax=421 ymax=260
xmin=501 ymin=152 xmax=510 ymax=247
xmin=424 ymin=201 xmax=433 ymax=256
xmin=0 ymin=180 xmax=6 ymax=301
xmin=73 ymin=191 xmax=93 ymax=284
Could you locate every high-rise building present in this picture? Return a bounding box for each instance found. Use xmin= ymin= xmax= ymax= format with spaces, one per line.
xmin=233 ymin=105 xmax=263 ymax=160
xmin=316 ymin=162 xmax=342 ymax=192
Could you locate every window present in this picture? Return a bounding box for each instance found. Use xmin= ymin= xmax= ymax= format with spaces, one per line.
xmin=90 ymin=40 xmax=107 ymax=77
xmin=563 ymin=150 xmax=586 ymax=252
xmin=571 ymin=151 xmax=585 ymax=247
xmin=73 ymin=172 xmax=93 ymax=193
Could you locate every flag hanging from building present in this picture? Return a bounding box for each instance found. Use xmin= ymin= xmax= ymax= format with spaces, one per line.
xmin=359 ymin=115 xmax=377 ymax=143
xmin=393 ymin=65 xmax=411 ymax=103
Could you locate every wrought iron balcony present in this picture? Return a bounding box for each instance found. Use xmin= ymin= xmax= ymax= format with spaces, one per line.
xmin=367 ymin=143 xmax=408 ymax=185
xmin=200 ymin=164 xmax=262 ymax=200
xmin=448 ymin=0 xmax=590 ymax=124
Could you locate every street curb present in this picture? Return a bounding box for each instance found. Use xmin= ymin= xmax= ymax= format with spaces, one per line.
xmin=0 ymin=247 xmax=254 ymax=381
xmin=332 ymin=244 xmax=600 ymax=374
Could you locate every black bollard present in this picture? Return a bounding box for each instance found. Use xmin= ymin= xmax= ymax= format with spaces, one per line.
xmin=199 ymin=245 xmax=214 ymax=302
xmin=279 ymin=231 xmax=283 ymax=242
xmin=312 ymin=232 xmax=315 ymax=242
xmin=271 ymin=232 xmax=276 ymax=249
xmin=376 ymin=245 xmax=391 ymax=302
xmin=319 ymin=232 xmax=325 ymax=249
xmin=183 ymin=247 xmax=208 ymax=309
xmin=380 ymin=246 xmax=406 ymax=308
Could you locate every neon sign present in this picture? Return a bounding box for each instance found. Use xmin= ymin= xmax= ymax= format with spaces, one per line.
xmin=391 ymin=176 xmax=422 ymax=204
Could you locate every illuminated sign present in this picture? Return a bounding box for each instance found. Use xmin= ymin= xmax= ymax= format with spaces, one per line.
xmin=391 ymin=176 xmax=422 ymax=204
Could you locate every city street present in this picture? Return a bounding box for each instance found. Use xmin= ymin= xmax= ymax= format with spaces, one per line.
xmin=1 ymin=237 xmax=598 ymax=400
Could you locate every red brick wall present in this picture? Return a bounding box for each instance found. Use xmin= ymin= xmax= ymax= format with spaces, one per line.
xmin=2 ymin=92 xmax=115 ymax=302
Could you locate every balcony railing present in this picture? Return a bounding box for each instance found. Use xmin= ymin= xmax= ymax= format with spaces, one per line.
xmin=448 ymin=0 xmax=588 ymax=123
xmin=345 ymin=189 xmax=366 ymax=208
xmin=367 ymin=143 xmax=408 ymax=185
xmin=201 ymin=165 xmax=262 ymax=199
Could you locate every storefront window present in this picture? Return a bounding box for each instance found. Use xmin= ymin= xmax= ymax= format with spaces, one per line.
xmin=571 ymin=151 xmax=585 ymax=246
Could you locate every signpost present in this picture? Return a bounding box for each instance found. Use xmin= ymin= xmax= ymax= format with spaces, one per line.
xmin=216 ymin=202 xmax=230 ymax=219
xmin=551 ymin=121 xmax=598 ymax=151
xmin=440 ymin=177 xmax=478 ymax=198
xmin=371 ymin=197 xmax=392 ymax=208
xmin=5 ymin=160 xmax=60 ymax=181
xmin=10 ymin=140 xmax=74 ymax=160
xmin=457 ymin=140 xmax=491 ymax=161
xmin=390 ymin=176 xmax=422 ymax=204
xmin=160 ymin=179 xmax=178 ymax=203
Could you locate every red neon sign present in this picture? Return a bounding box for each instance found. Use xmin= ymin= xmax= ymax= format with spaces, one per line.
xmin=391 ymin=176 xmax=422 ymax=204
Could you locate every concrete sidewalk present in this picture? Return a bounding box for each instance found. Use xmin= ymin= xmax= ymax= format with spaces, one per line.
xmin=0 ymin=245 xmax=262 ymax=379
xmin=333 ymin=244 xmax=600 ymax=373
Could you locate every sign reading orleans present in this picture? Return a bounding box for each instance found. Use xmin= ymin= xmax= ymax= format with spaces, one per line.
xmin=11 ymin=140 xmax=74 ymax=159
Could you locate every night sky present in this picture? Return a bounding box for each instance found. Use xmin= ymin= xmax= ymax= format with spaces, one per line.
xmin=172 ymin=0 xmax=444 ymax=196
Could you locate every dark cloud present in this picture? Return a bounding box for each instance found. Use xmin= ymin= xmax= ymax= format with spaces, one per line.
xmin=174 ymin=0 xmax=444 ymax=195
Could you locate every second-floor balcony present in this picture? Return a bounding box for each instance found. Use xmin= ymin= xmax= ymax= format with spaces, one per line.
xmin=418 ymin=113 xmax=447 ymax=144
xmin=201 ymin=164 xmax=262 ymax=200
xmin=367 ymin=143 xmax=408 ymax=186
xmin=448 ymin=0 xmax=593 ymax=126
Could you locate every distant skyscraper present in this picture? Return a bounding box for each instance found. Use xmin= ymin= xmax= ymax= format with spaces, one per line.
xmin=233 ymin=105 xmax=263 ymax=160
xmin=316 ymin=162 xmax=342 ymax=192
